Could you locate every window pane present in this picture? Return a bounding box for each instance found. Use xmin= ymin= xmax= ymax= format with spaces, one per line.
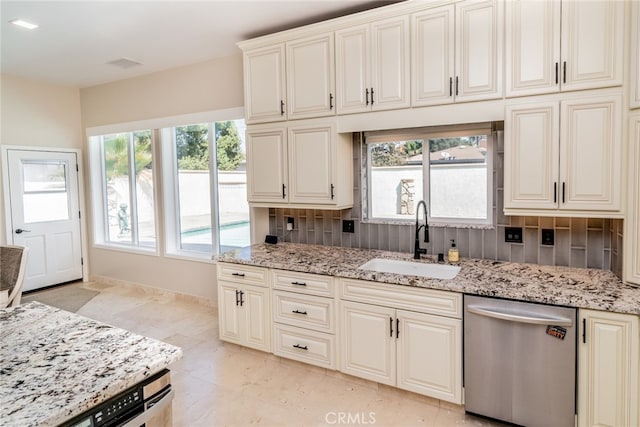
xmin=216 ymin=119 xmax=250 ymax=252
xmin=103 ymin=133 xmax=132 ymax=244
xmin=133 ymin=130 xmax=156 ymax=247
xmin=22 ymin=161 xmax=69 ymax=223
xmin=369 ymin=140 xmax=423 ymax=220
xmin=175 ymin=123 xmax=212 ymax=252
xmin=428 ymin=135 xmax=488 ymax=220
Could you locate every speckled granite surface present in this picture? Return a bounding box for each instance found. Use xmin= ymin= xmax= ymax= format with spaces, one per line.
xmin=216 ymin=243 xmax=640 ymax=315
xmin=0 ymin=302 xmax=182 ymax=427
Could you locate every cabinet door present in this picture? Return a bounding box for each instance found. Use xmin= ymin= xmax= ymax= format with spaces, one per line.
xmin=631 ymin=1 xmax=640 ymax=109
xmin=504 ymin=102 xmax=560 ymax=210
xmin=396 ymin=310 xmax=462 ymax=404
xmin=242 ymin=285 xmax=271 ymax=352
xmin=286 ymin=33 xmax=335 ymax=120
xmin=340 ymin=301 xmax=396 ymax=386
xmin=335 ymin=24 xmax=370 ymax=114
xmin=578 ymin=310 xmax=639 ymax=427
xmin=370 ymin=16 xmax=410 ymax=111
xmin=218 ymin=283 xmax=243 ymax=344
xmin=412 ymin=5 xmax=455 ymax=107
xmin=505 ymin=0 xmax=560 ymax=97
xmin=626 ymin=114 xmax=640 ymax=285
xmin=560 ymin=95 xmax=622 ymax=211
xmin=243 ymin=44 xmax=286 ymax=123
xmin=287 ymin=124 xmax=334 ymax=205
xmin=455 ymin=0 xmax=503 ymax=102
xmin=560 ymin=0 xmax=624 ymax=92
xmin=246 ymin=127 xmax=288 ymax=203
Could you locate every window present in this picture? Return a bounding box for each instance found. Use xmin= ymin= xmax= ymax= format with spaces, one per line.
xmin=365 ymin=123 xmax=493 ymax=225
xmin=88 ymin=108 xmax=250 ymax=259
xmin=162 ymin=119 xmax=249 ymax=256
xmin=92 ymin=130 xmax=156 ymax=249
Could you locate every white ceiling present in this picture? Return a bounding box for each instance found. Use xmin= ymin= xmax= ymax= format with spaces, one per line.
xmin=1 ymin=0 xmax=398 ymax=88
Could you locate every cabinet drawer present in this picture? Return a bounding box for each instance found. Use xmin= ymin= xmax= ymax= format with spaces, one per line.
xmin=217 ymin=263 xmax=269 ymax=287
xmin=339 ymin=278 xmax=462 ymax=319
xmin=272 ymin=270 xmax=334 ymax=297
xmin=273 ymin=291 xmax=335 ymax=333
xmin=273 ymin=324 xmax=336 ymax=369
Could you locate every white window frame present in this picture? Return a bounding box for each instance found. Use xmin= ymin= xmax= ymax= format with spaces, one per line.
xmin=88 ymin=130 xmax=160 ymax=255
xmin=364 ymin=123 xmax=494 ymax=227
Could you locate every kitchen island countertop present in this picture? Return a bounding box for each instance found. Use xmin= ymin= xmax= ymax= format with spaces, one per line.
xmin=0 ymin=302 xmax=182 ymax=427
xmin=216 ymin=242 xmax=640 ymax=315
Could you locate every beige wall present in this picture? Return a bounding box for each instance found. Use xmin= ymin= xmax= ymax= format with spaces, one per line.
xmin=80 ymin=54 xmax=244 ymax=301
xmin=0 ymin=74 xmax=83 ymax=245
xmin=80 ymin=54 xmax=243 ymax=128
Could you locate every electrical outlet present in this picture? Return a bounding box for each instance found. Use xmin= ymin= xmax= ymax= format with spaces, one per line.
xmin=541 ymin=229 xmax=555 ymax=245
xmin=286 ymin=217 xmax=294 ymax=231
xmin=342 ymin=220 xmax=355 ymax=233
xmin=505 ymin=227 xmax=523 ymax=243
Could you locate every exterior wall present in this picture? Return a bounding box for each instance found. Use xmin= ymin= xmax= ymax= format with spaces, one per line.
xmin=0 ymin=74 xmax=83 ymax=245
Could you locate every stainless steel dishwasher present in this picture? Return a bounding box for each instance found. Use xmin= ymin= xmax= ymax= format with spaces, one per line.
xmin=464 ymin=295 xmax=577 ymax=427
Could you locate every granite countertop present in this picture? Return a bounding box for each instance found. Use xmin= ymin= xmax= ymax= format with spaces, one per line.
xmin=216 ymin=242 xmax=640 ymax=315
xmin=0 ymin=302 xmax=183 ymax=427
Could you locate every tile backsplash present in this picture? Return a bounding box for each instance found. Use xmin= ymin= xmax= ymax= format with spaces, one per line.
xmin=269 ymin=132 xmax=624 ymax=278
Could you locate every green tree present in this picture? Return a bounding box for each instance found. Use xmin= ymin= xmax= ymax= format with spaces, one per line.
xmin=176 ymin=124 xmax=209 ymax=170
xmin=215 ymin=121 xmax=244 ymax=171
xmin=104 ymin=131 xmax=152 ymax=180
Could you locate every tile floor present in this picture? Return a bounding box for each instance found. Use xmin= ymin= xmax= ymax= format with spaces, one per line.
xmin=38 ymin=281 xmax=503 ymax=426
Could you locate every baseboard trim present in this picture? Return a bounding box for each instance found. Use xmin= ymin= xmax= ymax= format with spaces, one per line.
xmin=90 ymin=275 xmax=216 ymax=308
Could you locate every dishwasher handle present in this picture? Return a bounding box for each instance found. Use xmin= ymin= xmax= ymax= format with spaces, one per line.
xmin=467 ymin=305 xmax=573 ymax=327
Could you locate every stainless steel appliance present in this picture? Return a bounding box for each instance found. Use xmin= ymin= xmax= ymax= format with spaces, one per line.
xmin=61 ymin=369 xmax=173 ymax=427
xmin=464 ymin=295 xmax=576 ymax=427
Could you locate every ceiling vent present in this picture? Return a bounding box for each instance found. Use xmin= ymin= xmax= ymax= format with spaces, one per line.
xmin=107 ymin=58 xmax=143 ymax=69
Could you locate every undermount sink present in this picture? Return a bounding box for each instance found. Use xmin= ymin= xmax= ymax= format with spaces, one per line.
xmin=358 ymin=258 xmax=461 ymax=280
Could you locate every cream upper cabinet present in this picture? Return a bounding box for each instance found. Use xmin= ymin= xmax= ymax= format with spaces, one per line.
xmin=243 ymin=44 xmax=287 ymax=124
xmin=578 ymin=309 xmax=639 ymax=427
xmin=504 ymin=93 xmax=622 ymax=216
xmin=246 ymin=120 xmax=352 ymax=209
xmin=626 ymin=113 xmax=640 ymax=286
xmin=412 ymin=0 xmax=502 ymax=107
xmin=286 ymin=33 xmax=335 ymax=120
xmin=335 ymin=16 xmax=410 ymax=114
xmin=505 ymin=0 xmax=560 ymax=97
xmin=631 ymin=1 xmax=640 ymax=109
xmin=560 ymin=0 xmax=624 ymax=93
xmin=506 ymin=0 xmax=624 ymax=98
xmin=246 ymin=126 xmax=287 ymax=204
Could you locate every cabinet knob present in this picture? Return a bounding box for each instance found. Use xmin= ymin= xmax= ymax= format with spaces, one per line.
xmin=292 ymin=309 xmax=308 ymax=315
xmin=293 ymin=344 xmax=308 ymax=350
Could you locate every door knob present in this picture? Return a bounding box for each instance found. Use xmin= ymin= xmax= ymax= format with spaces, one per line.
xmin=15 ymin=228 xmax=31 ymax=234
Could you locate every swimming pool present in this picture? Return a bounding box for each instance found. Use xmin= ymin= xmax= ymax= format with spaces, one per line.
xmin=181 ymin=221 xmax=250 ymax=251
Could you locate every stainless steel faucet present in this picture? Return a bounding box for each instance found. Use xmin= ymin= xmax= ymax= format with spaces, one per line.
xmin=414 ymin=200 xmax=429 ymax=259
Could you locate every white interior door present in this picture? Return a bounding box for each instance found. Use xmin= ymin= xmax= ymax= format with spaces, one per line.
xmin=6 ymin=149 xmax=83 ymax=291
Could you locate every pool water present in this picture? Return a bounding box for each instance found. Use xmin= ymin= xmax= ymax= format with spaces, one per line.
xmin=181 ymin=221 xmax=250 ymax=251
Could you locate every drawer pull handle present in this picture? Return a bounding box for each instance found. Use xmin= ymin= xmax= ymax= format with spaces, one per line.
xmin=232 ymin=272 xmax=245 ymax=277
xmin=292 ymin=309 xmax=308 ymax=315
xmin=291 ymin=281 xmax=307 ymax=286
xmin=293 ymin=344 xmax=308 ymax=351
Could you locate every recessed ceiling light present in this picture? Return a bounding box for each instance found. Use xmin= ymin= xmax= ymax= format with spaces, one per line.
xmin=10 ymin=19 xmax=39 ymax=30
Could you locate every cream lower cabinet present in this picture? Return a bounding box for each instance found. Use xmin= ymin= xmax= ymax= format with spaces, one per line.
xmin=246 ymin=119 xmax=352 ymax=209
xmin=504 ymin=92 xmax=622 ymax=216
xmin=578 ymin=309 xmax=639 ymax=427
xmin=217 ymin=263 xmax=271 ymax=352
xmin=271 ymin=270 xmax=336 ymax=369
xmin=339 ymin=279 xmax=462 ymax=404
